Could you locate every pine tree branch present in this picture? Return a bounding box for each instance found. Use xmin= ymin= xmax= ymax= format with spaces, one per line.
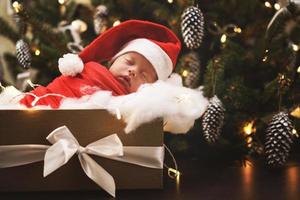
xmin=0 ymin=17 xmax=19 ymax=42
xmin=18 ymin=9 xmax=68 ymax=54
xmin=3 ymin=53 xmax=23 ymax=80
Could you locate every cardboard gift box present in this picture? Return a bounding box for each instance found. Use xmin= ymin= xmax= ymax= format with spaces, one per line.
xmin=0 ymin=109 xmax=163 ymax=193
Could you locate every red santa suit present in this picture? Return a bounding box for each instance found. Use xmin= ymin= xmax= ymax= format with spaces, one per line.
xmin=20 ymin=62 xmax=128 ymax=108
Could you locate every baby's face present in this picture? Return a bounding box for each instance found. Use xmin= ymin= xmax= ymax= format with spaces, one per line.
xmin=109 ymin=52 xmax=158 ymax=93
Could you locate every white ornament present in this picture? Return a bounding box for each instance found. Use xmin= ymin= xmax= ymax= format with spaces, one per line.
xmin=58 ymin=53 xmax=84 ymax=76
xmin=58 ymin=19 xmax=87 ymax=53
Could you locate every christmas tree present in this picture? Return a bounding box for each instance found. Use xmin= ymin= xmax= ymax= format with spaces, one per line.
xmin=0 ymin=0 xmax=299 ymax=167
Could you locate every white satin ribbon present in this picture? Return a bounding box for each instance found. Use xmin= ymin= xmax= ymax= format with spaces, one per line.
xmin=0 ymin=126 xmax=164 ymax=197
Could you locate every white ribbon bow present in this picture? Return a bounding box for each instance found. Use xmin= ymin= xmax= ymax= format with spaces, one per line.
xmin=0 ymin=126 xmax=164 ymax=197
xmin=44 ymin=126 xmax=123 ymax=197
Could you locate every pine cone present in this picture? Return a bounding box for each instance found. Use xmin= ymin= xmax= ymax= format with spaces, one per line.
xmin=202 ymin=95 xmax=225 ymax=143
xmin=93 ymin=5 xmax=109 ymax=35
xmin=181 ymin=6 xmax=205 ymax=49
xmin=16 ymin=39 xmax=31 ymax=69
xmin=265 ymin=112 xmax=294 ymax=167
xmin=183 ymin=51 xmax=201 ymax=88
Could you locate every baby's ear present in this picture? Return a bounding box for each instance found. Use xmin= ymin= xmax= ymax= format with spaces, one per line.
xmin=58 ymin=53 xmax=84 ymax=76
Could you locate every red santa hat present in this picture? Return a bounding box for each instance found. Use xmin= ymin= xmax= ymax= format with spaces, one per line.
xmin=58 ymin=20 xmax=181 ymax=80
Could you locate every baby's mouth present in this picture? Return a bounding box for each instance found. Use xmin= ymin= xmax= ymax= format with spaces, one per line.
xmin=117 ymin=76 xmax=131 ymax=88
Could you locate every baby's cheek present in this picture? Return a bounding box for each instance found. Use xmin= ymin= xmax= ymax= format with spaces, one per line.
xmin=130 ymin=79 xmax=143 ymax=92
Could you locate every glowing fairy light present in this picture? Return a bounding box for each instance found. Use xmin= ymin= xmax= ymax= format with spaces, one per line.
xmin=220 ymin=34 xmax=227 ymax=43
xmin=291 ymin=107 xmax=300 ymax=118
xmin=12 ymin=1 xmax=22 ymax=13
xmin=243 ymin=121 xmax=256 ymax=135
xmin=34 ymin=49 xmax=40 ymax=56
xmin=292 ymin=129 xmax=299 ymax=137
xmin=265 ymin=1 xmax=272 ymax=8
xmin=113 ymin=20 xmax=121 ymax=27
xmin=182 ymin=70 xmax=189 ymax=77
xmin=58 ymin=0 xmax=66 ymax=4
xmin=262 ymin=56 xmax=268 ymax=62
xmin=246 ymin=137 xmax=253 ymax=144
xmin=234 ymin=27 xmax=242 ymax=33
xmin=292 ymin=44 xmax=299 ymax=51
xmin=274 ymin=3 xmax=281 ymax=10
xmin=243 ymin=121 xmax=257 ymax=150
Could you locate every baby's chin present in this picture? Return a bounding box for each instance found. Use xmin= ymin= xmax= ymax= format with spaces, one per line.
xmin=127 ymin=84 xmax=142 ymax=93
xmin=127 ymin=87 xmax=138 ymax=93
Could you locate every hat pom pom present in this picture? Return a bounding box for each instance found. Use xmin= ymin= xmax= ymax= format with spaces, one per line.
xmin=58 ymin=53 xmax=84 ymax=76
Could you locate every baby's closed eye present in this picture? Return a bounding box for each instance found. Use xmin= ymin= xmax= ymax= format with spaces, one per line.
xmin=125 ymin=57 xmax=134 ymax=65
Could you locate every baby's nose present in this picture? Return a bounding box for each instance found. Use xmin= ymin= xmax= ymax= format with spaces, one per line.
xmin=128 ymin=69 xmax=136 ymax=77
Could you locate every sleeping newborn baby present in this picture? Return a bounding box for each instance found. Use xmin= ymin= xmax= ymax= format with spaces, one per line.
xmin=20 ymin=20 xmax=181 ymax=108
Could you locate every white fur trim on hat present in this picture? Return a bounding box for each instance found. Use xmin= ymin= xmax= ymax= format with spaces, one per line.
xmin=112 ymin=38 xmax=173 ymax=80
xmin=58 ymin=53 xmax=84 ymax=76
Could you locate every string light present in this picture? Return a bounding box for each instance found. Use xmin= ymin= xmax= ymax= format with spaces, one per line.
xmin=243 ymin=121 xmax=256 ymax=136
xmin=167 ymin=0 xmax=173 ymax=3
xmin=278 ymin=73 xmax=291 ymax=88
xmin=220 ymin=34 xmax=227 ymax=43
xmin=34 ymin=49 xmax=40 ymax=56
xmin=291 ymin=107 xmax=300 ymax=118
xmin=274 ymin=3 xmax=281 ymax=10
xmin=297 ymin=66 xmax=300 ymax=73
xmin=264 ymin=1 xmax=272 ymax=8
xmin=292 ymin=44 xmax=299 ymax=51
xmin=262 ymin=56 xmax=268 ymax=62
xmin=12 ymin=1 xmax=22 ymax=13
xmin=58 ymin=0 xmax=66 ymax=4
xmin=234 ymin=27 xmax=242 ymax=33
xmin=243 ymin=121 xmax=256 ymax=148
xmin=182 ymin=70 xmax=189 ymax=77
xmin=262 ymin=49 xmax=269 ymax=62
xmin=246 ymin=137 xmax=253 ymax=143
xmin=113 ymin=20 xmax=121 ymax=27
xmin=168 ymin=167 xmax=181 ymax=190
xmin=71 ymin=20 xmax=87 ymax=33
xmin=26 ymin=80 xmax=41 ymax=89
xmin=24 ymin=92 xmax=66 ymax=107
xmin=168 ymin=168 xmax=181 ymax=179
xmin=292 ymin=129 xmax=299 ymax=137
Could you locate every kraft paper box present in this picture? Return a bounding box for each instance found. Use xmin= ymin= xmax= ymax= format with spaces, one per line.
xmin=0 ymin=109 xmax=163 ymax=192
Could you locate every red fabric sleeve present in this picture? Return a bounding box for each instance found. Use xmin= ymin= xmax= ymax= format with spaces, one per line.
xmin=19 ymin=62 xmax=128 ymax=108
